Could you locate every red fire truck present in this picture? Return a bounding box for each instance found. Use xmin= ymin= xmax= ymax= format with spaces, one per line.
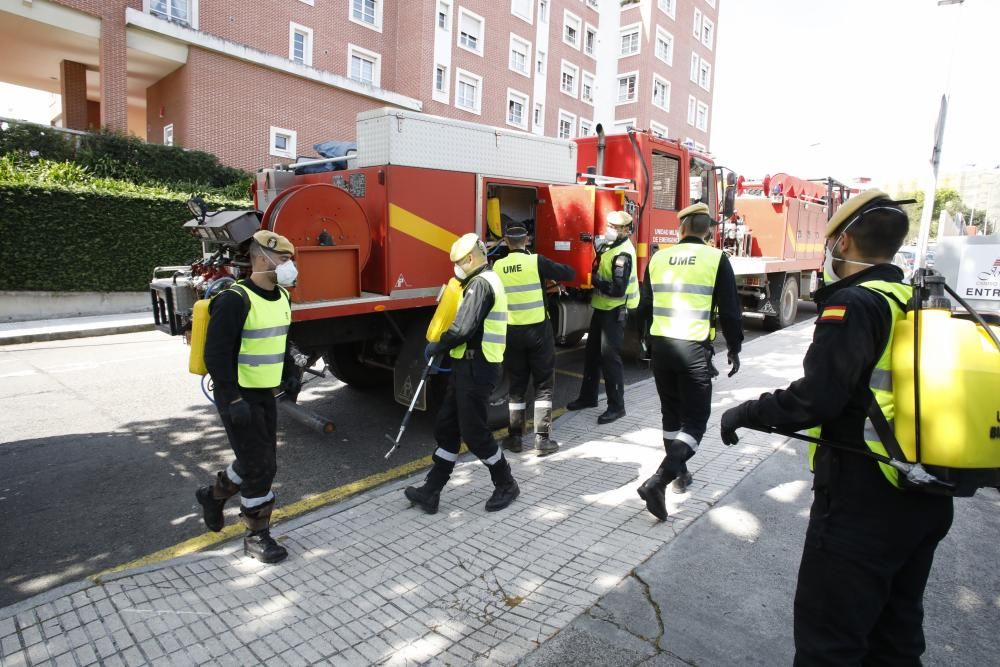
xmin=151 ymin=109 xmax=723 ymax=415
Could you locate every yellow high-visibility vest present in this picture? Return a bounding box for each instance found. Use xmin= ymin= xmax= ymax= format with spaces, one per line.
xmin=592 ymin=239 xmax=640 ymax=311
xmin=648 ymin=242 xmax=722 ymax=341
xmin=494 ymin=252 xmax=546 ymax=326
xmin=236 ymin=283 xmax=291 ymax=389
xmin=450 ymin=270 xmax=508 ymax=363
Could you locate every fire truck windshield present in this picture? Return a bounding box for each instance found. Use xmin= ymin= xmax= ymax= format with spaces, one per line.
xmin=689 ymin=157 xmax=715 ymax=214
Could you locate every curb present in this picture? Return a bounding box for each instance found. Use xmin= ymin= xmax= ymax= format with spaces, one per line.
xmin=0 ymin=322 xmax=155 ymax=346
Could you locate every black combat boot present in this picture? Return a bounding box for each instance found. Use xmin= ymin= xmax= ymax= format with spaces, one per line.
xmin=404 ymin=483 xmax=442 ymax=514
xmin=485 ymin=456 xmax=520 ymax=512
xmin=671 ymin=470 xmax=694 ymax=493
xmin=195 ymin=471 xmax=240 ymax=532
xmin=240 ymin=500 xmax=287 ymax=564
xmin=636 ymin=457 xmax=674 ymax=521
xmin=534 ymin=434 xmax=559 ymax=456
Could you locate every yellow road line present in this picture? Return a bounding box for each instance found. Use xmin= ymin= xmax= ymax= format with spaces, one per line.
xmin=388 ymin=204 xmax=459 ymax=254
xmin=89 ymin=408 xmax=567 ymax=582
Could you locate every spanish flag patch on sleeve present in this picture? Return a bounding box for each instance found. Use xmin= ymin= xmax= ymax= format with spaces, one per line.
xmin=819 ymin=305 xmax=847 ymax=322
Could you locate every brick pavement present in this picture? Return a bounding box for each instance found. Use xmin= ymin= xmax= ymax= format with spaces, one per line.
xmin=0 ymin=322 xmax=814 ymax=666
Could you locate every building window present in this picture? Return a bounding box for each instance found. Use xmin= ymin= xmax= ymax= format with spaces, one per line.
xmin=150 ymin=0 xmax=192 ymax=26
xmin=538 ymin=0 xmax=548 ymax=24
xmin=584 ymin=24 xmax=597 ymax=57
xmin=558 ymin=110 xmax=576 ymax=139
xmin=289 ymin=23 xmax=313 ymax=66
xmin=534 ymin=102 xmax=544 ymax=130
xmin=458 ymin=8 xmax=484 ymax=55
xmin=163 ymin=123 xmax=174 ymax=146
xmin=270 ymin=126 xmax=296 ymax=159
xmin=585 ymin=0 xmax=598 ymax=9
xmin=620 ymin=24 xmax=640 ymax=57
xmin=435 ymin=65 xmax=448 ymax=92
xmin=560 ymin=60 xmax=579 ymax=97
xmin=693 ymin=8 xmax=702 ymax=38
xmin=509 ymin=35 xmax=532 ymax=76
xmin=507 ymin=89 xmax=528 ymax=129
xmin=699 ymin=59 xmax=712 ymax=91
xmin=650 ymin=120 xmax=669 ymax=139
xmin=581 ymin=72 xmax=595 ymax=104
xmin=511 ymin=0 xmax=532 ymax=23
xmin=655 ymin=26 xmax=674 ymax=65
xmin=536 ymin=50 xmax=546 ymax=75
xmin=351 ymin=0 xmax=382 ymax=31
xmin=616 ymin=72 xmax=638 ymax=104
xmin=702 ymin=17 xmax=714 ymax=50
xmin=687 ymin=96 xmax=697 ymax=126
xmin=579 ymin=119 xmax=593 ymax=136
xmin=437 ymin=2 xmax=450 ymax=30
xmin=690 ymin=52 xmax=700 ymax=83
xmin=563 ymin=10 xmax=581 ymax=49
xmin=652 ymin=76 xmax=670 ymax=111
xmin=705 ymin=0 xmax=716 ymax=8
xmin=613 ymin=118 xmax=635 ymax=134
xmin=455 ymin=68 xmax=482 ymax=114
xmin=696 ymin=101 xmax=709 ymax=131
xmin=348 ymin=45 xmax=380 ymax=86
xmin=657 ymin=0 xmax=676 ymax=19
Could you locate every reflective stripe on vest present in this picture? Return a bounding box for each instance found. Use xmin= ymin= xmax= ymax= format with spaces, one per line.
xmin=237 ymin=283 xmax=292 ymax=389
xmin=648 ymin=243 xmax=722 ymax=341
xmin=591 ymin=239 xmax=640 ymax=311
xmin=494 ymin=253 xmax=545 ymax=326
xmin=450 ymin=270 xmax=508 ymax=363
xmin=806 ymin=280 xmax=913 ymax=488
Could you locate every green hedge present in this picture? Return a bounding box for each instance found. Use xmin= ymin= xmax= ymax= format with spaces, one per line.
xmin=0 ymin=119 xmax=251 ymax=193
xmin=0 ymin=184 xmax=233 ymax=292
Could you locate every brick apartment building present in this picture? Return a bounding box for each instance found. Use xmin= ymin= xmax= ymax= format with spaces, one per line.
xmin=0 ymin=0 xmax=718 ymax=171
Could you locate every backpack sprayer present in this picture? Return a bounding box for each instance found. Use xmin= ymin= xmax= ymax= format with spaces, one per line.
xmin=760 ymin=267 xmax=1000 ymax=496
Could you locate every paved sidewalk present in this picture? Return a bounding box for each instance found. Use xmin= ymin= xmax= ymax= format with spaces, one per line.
xmin=0 ymin=323 xmax=823 ymax=666
xmin=0 ymin=314 xmax=154 ymax=346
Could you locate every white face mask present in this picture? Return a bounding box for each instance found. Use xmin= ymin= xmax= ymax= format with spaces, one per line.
xmin=454 ymin=263 xmax=468 ymax=280
xmin=274 ymin=260 xmax=298 ymax=287
xmin=822 ymin=234 xmax=874 ymax=286
xmin=604 ymin=228 xmax=620 ymax=243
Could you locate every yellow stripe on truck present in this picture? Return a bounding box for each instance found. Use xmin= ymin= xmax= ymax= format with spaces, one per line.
xmin=389 ymin=203 xmax=460 ymax=254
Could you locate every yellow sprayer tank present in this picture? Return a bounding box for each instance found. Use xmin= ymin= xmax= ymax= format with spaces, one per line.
xmin=892 ymin=309 xmax=1000 ymax=469
xmin=486 ymin=197 xmax=502 ymax=238
xmin=426 ymin=278 xmax=462 ymax=343
xmin=188 ymin=299 xmax=211 ymax=375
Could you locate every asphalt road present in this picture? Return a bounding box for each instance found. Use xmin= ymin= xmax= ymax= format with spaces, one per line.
xmin=0 ymin=305 xmax=814 ymax=608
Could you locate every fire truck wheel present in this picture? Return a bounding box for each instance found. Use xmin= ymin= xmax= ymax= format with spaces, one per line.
xmin=326 ymin=343 xmax=390 ymax=391
xmin=764 ymin=276 xmax=799 ymax=331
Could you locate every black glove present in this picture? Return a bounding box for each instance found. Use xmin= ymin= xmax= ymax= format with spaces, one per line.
xmin=720 ymin=402 xmax=755 ymax=446
xmin=594 ymin=278 xmax=612 ymax=295
xmin=227 ymin=398 xmax=251 ymax=429
xmin=281 ymin=375 xmax=301 ymax=398
xmin=424 ymin=342 xmax=441 ymax=362
xmin=727 ymin=351 xmax=741 ymax=377
xmin=709 ymin=359 xmax=720 ymax=379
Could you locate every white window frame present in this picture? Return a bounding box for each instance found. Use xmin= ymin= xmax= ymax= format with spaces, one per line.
xmin=536 ymin=50 xmax=546 ymax=75
xmin=146 ymin=0 xmax=199 ymax=29
xmin=701 ymin=16 xmax=715 ymax=50
xmin=579 ymin=118 xmax=593 ymax=137
xmin=437 ymin=2 xmax=451 ymax=31
xmin=350 ymin=0 xmax=383 ymax=33
xmin=454 ymin=67 xmax=483 ymax=115
xmin=585 ymin=0 xmax=598 ymax=9
xmin=652 ymin=74 xmax=670 ymax=111
xmin=657 ymin=0 xmax=676 ymax=20
xmin=563 ymin=10 xmax=581 ymax=49
xmin=687 ymin=95 xmax=697 ymax=126
xmin=558 ymin=110 xmax=576 ymax=139
xmin=506 ymin=88 xmax=529 ymax=130
xmin=613 ymin=117 xmax=636 ymax=134
xmin=696 ymin=101 xmax=709 ymax=132
xmin=457 ymin=7 xmax=485 ymax=56
xmin=511 ymin=0 xmax=533 ymax=24
xmin=693 ymin=8 xmax=703 ymax=38
xmin=533 ymin=102 xmax=544 ymax=132
xmin=509 ymin=34 xmax=532 ymax=78
xmin=619 ymin=23 xmax=641 ymax=58
xmin=690 ymin=51 xmax=700 ymax=83
xmin=538 ymin=0 xmax=548 ymax=24
xmin=705 ymin=0 xmax=716 ymax=8
xmin=269 ymin=126 xmax=296 ymax=159
xmin=298 ymin=0 xmax=313 ymax=5
xmin=347 ymin=44 xmax=381 ymax=87
xmin=434 ymin=64 xmax=449 ymax=97
xmin=289 ymin=23 xmax=313 ymax=67
xmin=584 ymin=23 xmax=598 ymax=58
xmin=698 ymin=59 xmax=712 ymax=91
xmin=559 ymin=60 xmax=579 ymax=98
xmin=581 ymin=71 xmax=595 ymax=105
xmin=650 ymin=120 xmax=669 ymax=139
xmin=655 ymin=25 xmax=674 ymax=66
xmin=616 ymin=71 xmax=639 ymax=105
xmin=163 ymin=123 xmax=174 ymax=146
